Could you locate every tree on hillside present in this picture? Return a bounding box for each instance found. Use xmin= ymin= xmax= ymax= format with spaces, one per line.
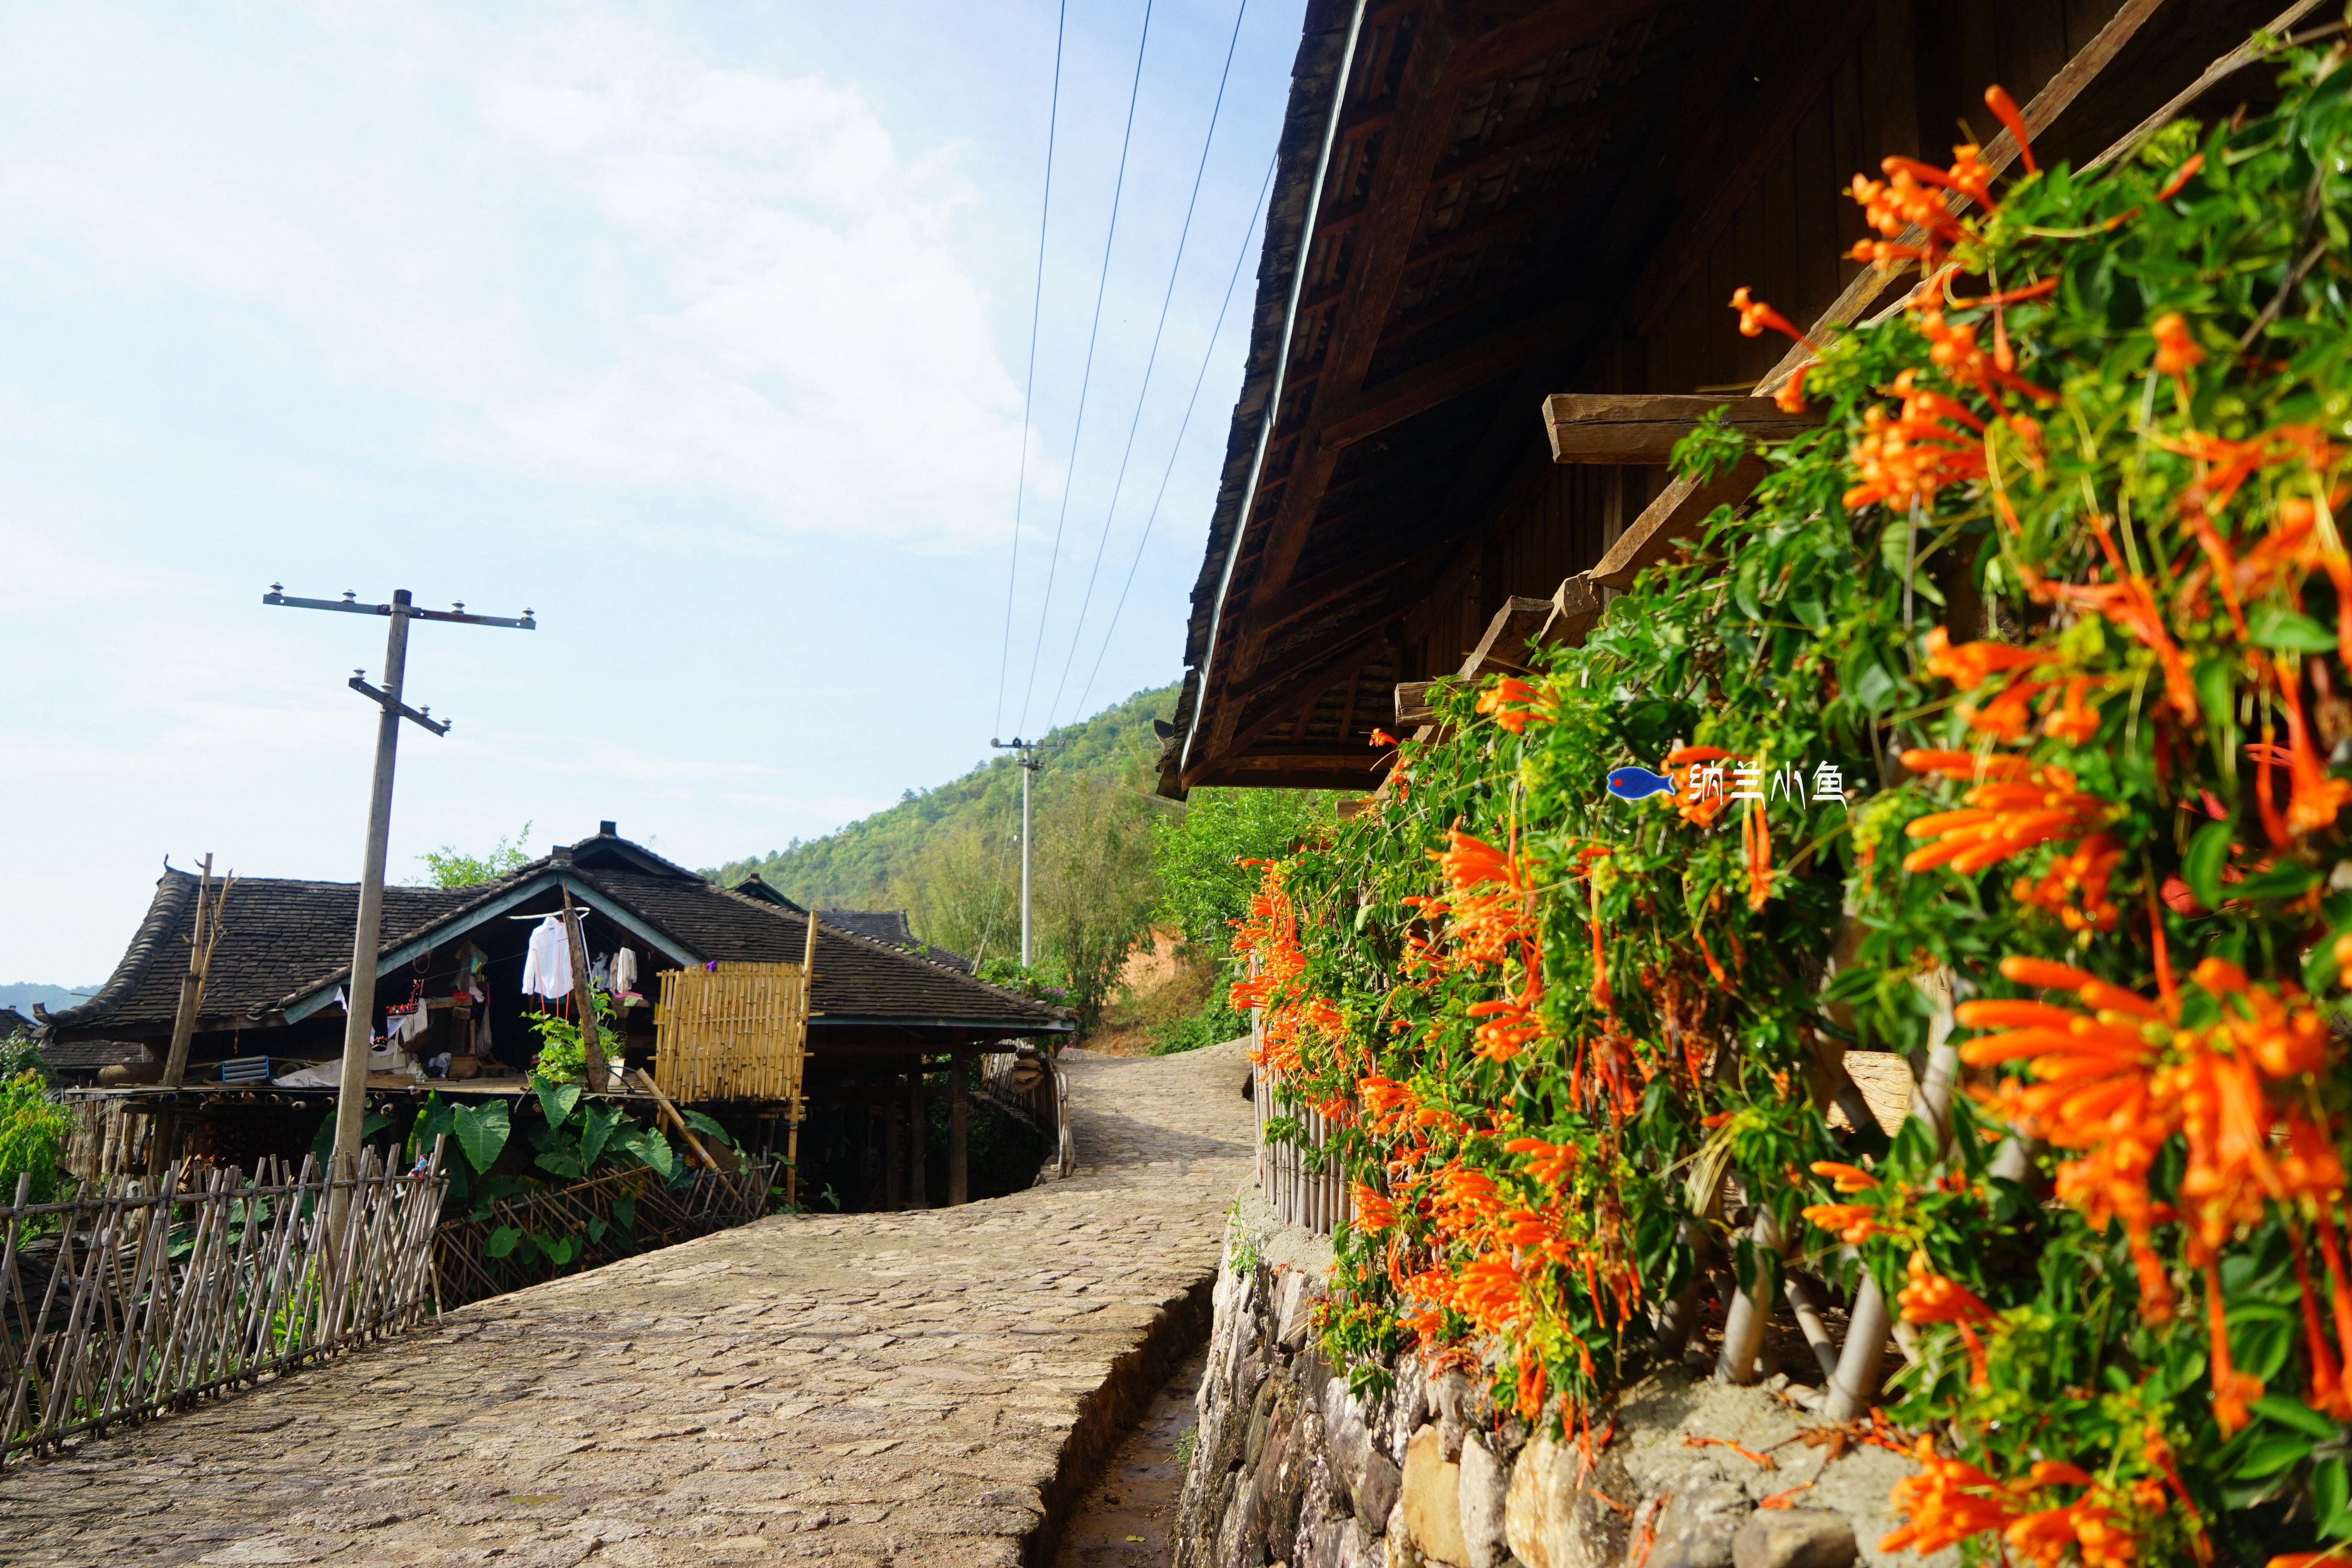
xmin=1146 ymin=788 xmax=1337 ymax=1052
xmin=1031 ymin=780 xmax=1159 ymax=1034
xmin=886 ymin=813 xmax=1020 ymax=967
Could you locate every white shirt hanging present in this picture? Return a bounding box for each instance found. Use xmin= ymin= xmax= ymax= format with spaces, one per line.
xmin=522 ymin=915 xmax=574 ymax=999
xmin=610 ymin=948 xmax=638 ymax=996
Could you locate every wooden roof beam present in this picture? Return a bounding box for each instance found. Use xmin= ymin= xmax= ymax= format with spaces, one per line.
xmin=1544 ymin=393 xmax=1821 ymax=464
xmin=1319 ymin=304 xmax=1582 ymax=446
xmin=1598 ymin=0 xmax=2208 ymax=591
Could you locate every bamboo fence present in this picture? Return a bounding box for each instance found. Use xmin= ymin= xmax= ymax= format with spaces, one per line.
xmin=1254 ymin=1061 xmax=1353 ymax=1236
xmin=654 ymin=962 xmax=808 ymax=1103
xmin=432 ymin=1157 xmax=779 ymax=1306
xmin=0 ymin=1144 xmax=447 ymax=1463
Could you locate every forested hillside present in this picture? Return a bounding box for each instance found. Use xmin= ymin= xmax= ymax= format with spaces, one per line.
xmin=708 ymin=684 xmax=1181 ymax=979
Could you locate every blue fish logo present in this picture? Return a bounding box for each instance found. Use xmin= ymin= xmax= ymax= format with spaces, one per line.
xmin=1606 ymin=765 xmax=1674 ymax=801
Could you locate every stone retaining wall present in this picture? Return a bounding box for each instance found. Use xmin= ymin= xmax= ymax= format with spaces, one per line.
xmin=1174 ymin=1187 xmax=1950 ymax=1568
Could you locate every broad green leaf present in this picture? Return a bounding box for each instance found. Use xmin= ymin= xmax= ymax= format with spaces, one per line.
xmin=630 ymin=1129 xmax=675 ymax=1181
xmin=484 ymin=1224 xmax=522 ymax=1259
xmin=682 ymin=1110 xmax=737 ymax=1149
xmin=2252 ymin=1394 xmax=2344 ymax=1440
xmin=2185 ymin=819 xmax=2234 ymax=912
xmin=584 ymin=1216 xmax=609 ymax=1245
xmin=2250 ymin=604 xmax=2338 ymax=651
xmin=2317 ymin=1456 xmax=2352 ymax=1537
xmin=452 ymin=1101 xmax=512 ymax=1174
xmin=613 ymin=1195 xmax=637 ymax=1231
xmin=534 ymin=1078 xmax=583 ymax=1129
xmin=577 ymin=1102 xmax=624 ymax=1169
xmin=534 ymin=1146 xmax=586 ymax=1181
xmin=2236 ymin=863 xmax=2320 ymax=902
xmin=2232 ymin=1431 xmax=2315 ymax=1481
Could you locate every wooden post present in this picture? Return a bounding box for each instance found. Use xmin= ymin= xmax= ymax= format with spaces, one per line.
xmin=786 ymin=909 xmax=818 ymax=1206
xmin=155 ymin=856 xmax=232 ymax=1179
xmin=558 ymin=887 xmax=609 ymax=1088
xmin=905 ymin=1064 xmax=929 ymax=1209
xmin=948 ymin=1050 xmax=969 ymax=1206
xmin=883 ymin=1094 xmax=903 ymax=1212
xmin=160 ymin=856 xmax=214 ymax=1090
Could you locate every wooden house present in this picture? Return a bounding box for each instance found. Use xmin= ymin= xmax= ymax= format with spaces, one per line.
xmin=38 ymin=825 xmax=1071 ymax=1208
xmin=1156 ymin=0 xmax=2297 ymax=794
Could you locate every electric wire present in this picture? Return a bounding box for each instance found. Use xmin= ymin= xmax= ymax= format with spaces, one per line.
xmin=1041 ymin=0 xmax=1250 ymax=734
xmin=1067 ymin=155 xmax=1275 ymax=725
xmin=993 ymin=0 xmax=1069 ymax=742
xmin=1015 ymin=0 xmax=1156 ymax=738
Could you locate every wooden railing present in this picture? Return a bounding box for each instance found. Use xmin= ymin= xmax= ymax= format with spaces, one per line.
xmin=0 ymin=1147 xmax=446 ymax=1462
xmin=980 ymin=1048 xmax=1073 ymax=1178
xmin=432 ymin=1157 xmax=778 ymax=1307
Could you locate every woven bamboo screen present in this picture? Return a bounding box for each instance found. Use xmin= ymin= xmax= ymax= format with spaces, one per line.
xmin=654 ymin=961 xmax=808 ymax=1103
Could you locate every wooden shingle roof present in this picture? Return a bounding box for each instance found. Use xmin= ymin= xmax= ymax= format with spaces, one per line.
xmin=50 ymin=832 xmax=1068 ymax=1039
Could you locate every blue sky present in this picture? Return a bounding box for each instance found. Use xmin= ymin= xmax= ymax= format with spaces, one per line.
xmin=1 ymin=1 xmax=1301 ymax=983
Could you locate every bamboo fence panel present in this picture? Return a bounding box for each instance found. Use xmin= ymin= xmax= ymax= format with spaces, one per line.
xmin=1254 ymin=1061 xmax=1351 ymax=1237
xmin=654 ymin=963 xmax=808 ymax=1103
xmin=0 ymin=1144 xmax=446 ymax=1463
xmin=431 ymin=1157 xmax=779 ymax=1307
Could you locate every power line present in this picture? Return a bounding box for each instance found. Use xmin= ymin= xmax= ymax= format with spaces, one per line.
xmin=1042 ymin=0 xmax=1250 ymax=734
xmin=1069 ymin=155 xmax=1275 ymax=724
xmin=1015 ymin=0 xmax=1155 ymax=738
xmin=993 ymin=0 xmax=1070 ymax=742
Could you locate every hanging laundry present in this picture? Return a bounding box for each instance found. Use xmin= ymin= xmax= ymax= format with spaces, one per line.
xmin=590 ymin=953 xmax=611 ymax=991
xmin=610 ymin=948 xmax=638 ymax=997
xmin=522 ymin=914 xmax=573 ymax=999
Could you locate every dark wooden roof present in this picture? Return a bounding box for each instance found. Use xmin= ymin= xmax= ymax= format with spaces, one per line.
xmin=1160 ymin=0 xmax=2288 ymax=794
xmin=49 ymin=832 xmax=1068 ymax=1039
xmin=41 ymin=873 xmax=476 ymax=1037
xmin=820 ymin=910 xmax=976 ymax=974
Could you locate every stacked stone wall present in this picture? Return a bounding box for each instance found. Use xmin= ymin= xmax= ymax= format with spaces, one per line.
xmin=1174 ymin=1187 xmax=1950 ymax=1568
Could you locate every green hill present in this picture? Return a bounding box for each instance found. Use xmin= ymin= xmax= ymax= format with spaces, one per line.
xmin=708 ymin=682 xmax=1181 ymax=915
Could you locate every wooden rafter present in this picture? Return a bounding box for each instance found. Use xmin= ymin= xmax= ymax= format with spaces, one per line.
xmin=1544 ymin=394 xmax=1820 ymax=464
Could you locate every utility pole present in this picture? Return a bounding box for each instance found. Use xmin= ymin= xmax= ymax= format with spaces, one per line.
xmin=989 ymin=737 xmax=1043 ymax=966
xmin=265 ymin=586 xmax=534 ymax=1236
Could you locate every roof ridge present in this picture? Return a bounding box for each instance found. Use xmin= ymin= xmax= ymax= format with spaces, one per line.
xmin=43 ymin=870 xmax=200 ymax=1030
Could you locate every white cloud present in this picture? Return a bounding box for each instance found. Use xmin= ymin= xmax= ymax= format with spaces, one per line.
xmin=0 ymin=5 xmax=1035 ymax=549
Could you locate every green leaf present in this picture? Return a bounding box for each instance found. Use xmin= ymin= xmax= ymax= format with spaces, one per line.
xmin=2250 ymin=604 xmax=2338 ymax=651
xmin=584 ymin=1216 xmax=610 ymax=1245
xmin=2232 ymin=1430 xmax=2315 ymax=1481
xmin=534 ymin=1078 xmax=583 ymax=1129
xmin=2186 ymin=819 xmax=2234 ymax=912
xmin=613 ymin=1195 xmax=637 ymax=1231
xmin=629 ymin=1129 xmax=675 ymax=1181
xmin=534 ymin=1144 xmax=586 ymax=1181
xmin=2317 ymin=1455 xmax=2352 ymax=1538
xmin=2236 ymin=863 xmax=2320 ymax=902
xmin=451 ymin=1101 xmax=512 ymax=1175
xmin=682 ymin=1110 xmax=737 ymax=1149
xmin=577 ymin=1102 xmax=624 ymax=1169
xmin=484 ymin=1224 xmax=522 ymax=1259
xmin=2253 ymin=1394 xmax=2345 ymax=1440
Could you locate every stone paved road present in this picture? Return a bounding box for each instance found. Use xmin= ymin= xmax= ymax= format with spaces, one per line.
xmin=0 ymin=1040 xmax=1255 ymax=1568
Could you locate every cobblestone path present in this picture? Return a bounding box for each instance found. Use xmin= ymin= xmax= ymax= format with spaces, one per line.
xmin=0 ymin=1040 xmax=1255 ymax=1568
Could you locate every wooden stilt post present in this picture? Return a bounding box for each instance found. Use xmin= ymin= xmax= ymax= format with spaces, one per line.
xmin=786 ymin=908 xmax=818 ymax=1208
xmin=948 ymin=1049 xmax=969 ymax=1207
xmin=906 ymin=1064 xmax=929 ymax=1209
xmin=558 ymin=887 xmax=608 ymax=1089
xmin=883 ymin=1094 xmax=904 ymax=1212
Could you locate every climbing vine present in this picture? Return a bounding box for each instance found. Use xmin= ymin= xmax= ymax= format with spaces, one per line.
xmin=1245 ymin=33 xmax=2352 ymax=1568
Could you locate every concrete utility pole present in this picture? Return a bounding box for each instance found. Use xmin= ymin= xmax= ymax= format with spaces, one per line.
xmin=264 ymin=586 xmax=534 ymax=1231
xmin=989 ymin=737 xmax=1044 ymax=966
